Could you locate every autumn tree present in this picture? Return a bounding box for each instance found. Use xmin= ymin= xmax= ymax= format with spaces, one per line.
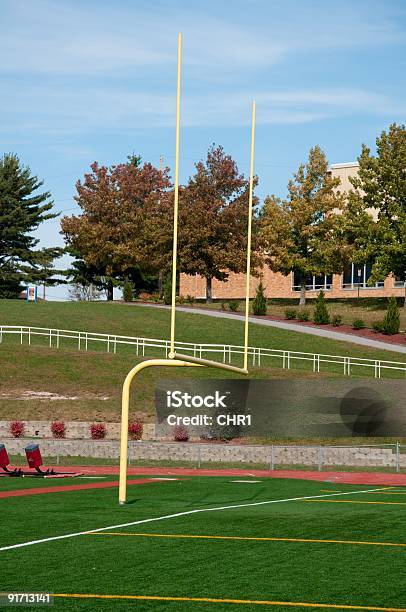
xmin=343 ymin=124 xmax=406 ymax=304
xmin=61 ymin=158 xmax=171 ymax=300
xmin=0 ymin=153 xmax=62 ymax=298
xmin=259 ymin=146 xmax=347 ymax=306
xmin=178 ymin=145 xmax=259 ymax=303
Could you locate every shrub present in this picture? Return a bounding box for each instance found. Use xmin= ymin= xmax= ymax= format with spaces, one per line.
xmin=150 ymin=292 xmax=160 ymax=303
xmin=138 ymin=292 xmax=152 ymax=301
xmin=128 ymin=420 xmax=143 ymax=441
xmin=122 ymin=279 xmax=134 ymax=302
xmin=186 ymin=294 xmax=195 ymax=304
xmin=228 ymin=301 xmax=239 ymax=312
xmin=331 ymin=314 xmax=343 ymax=327
xmin=252 ymin=282 xmax=267 ymax=316
xmin=177 ymin=294 xmax=185 ymax=304
xmin=173 ymin=425 xmax=189 ymax=442
xmin=313 ymin=290 xmax=330 ymax=325
xmin=51 ymin=421 xmax=66 ymax=439
xmin=10 ymin=420 xmax=25 ymax=438
xmin=163 ymin=275 xmax=172 ymax=305
xmin=284 ymin=308 xmax=297 ymax=320
xmin=90 ymin=423 xmax=107 ymax=439
xmin=352 ymin=318 xmax=366 ymax=330
xmin=372 ymin=320 xmax=384 ymax=333
xmin=221 ymin=301 xmax=228 ymax=311
xmin=382 ymin=296 xmax=400 ymax=335
xmin=297 ymin=309 xmax=309 ymax=322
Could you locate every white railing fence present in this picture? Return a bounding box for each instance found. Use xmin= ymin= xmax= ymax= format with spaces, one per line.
xmin=1 ymin=325 xmax=405 ymax=378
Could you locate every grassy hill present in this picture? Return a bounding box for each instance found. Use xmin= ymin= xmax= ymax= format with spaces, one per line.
xmin=0 ymin=300 xmax=404 ymax=422
xmin=1 ymin=299 xmax=405 ymax=358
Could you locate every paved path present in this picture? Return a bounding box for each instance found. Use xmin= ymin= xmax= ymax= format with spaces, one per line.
xmin=135 ymin=303 xmax=406 ymax=355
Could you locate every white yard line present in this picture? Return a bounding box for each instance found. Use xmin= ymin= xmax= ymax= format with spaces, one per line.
xmin=0 ymin=487 xmax=386 ymax=553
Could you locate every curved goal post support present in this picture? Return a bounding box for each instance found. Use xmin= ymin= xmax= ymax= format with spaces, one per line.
xmin=118 ymin=355 xmax=249 ymax=504
xmin=119 ymin=359 xmax=201 ymax=504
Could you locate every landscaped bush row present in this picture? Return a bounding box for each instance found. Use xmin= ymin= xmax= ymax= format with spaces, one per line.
xmin=8 ymin=420 xmax=144 ymax=440
xmin=283 ymin=293 xmax=401 ymax=335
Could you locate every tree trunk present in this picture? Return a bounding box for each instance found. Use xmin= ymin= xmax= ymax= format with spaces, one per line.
xmin=299 ymin=281 xmax=306 ymax=306
xmin=107 ymin=279 xmax=114 ymax=301
xmin=158 ymin=270 xmax=163 ymax=297
xmin=206 ymin=277 xmax=213 ymax=303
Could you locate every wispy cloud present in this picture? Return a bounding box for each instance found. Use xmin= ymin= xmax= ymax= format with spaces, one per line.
xmin=1 ymin=81 xmax=403 ymax=137
xmin=0 ymin=0 xmax=404 ymax=77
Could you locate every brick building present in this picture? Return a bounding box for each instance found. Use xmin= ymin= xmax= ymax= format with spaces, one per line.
xmin=179 ymin=162 xmax=405 ymax=300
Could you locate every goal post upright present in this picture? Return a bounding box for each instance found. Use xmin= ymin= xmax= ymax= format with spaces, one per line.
xmin=243 ymin=100 xmax=256 ymax=372
xmin=169 ymin=32 xmax=182 ymax=360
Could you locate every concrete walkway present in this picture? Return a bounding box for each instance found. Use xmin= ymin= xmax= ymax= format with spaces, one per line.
xmin=135 ymin=303 xmax=406 ymax=355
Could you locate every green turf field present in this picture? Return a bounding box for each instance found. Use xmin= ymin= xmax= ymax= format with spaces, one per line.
xmin=1 ymin=475 xmax=405 ymax=611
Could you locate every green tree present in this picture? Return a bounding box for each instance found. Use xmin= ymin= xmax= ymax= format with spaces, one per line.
xmin=252 ymin=281 xmax=267 ymax=315
xmin=122 ymin=277 xmax=134 ymax=302
xmin=163 ymin=274 xmax=172 ymax=305
xmin=344 ymin=124 xmax=406 ymax=305
xmin=259 ymin=146 xmax=348 ymax=306
xmin=0 ymin=153 xmax=61 ymax=298
xmin=382 ymin=296 xmax=400 ymax=335
xmin=313 ymin=290 xmax=330 ymax=324
xmin=178 ymin=145 xmax=259 ymax=303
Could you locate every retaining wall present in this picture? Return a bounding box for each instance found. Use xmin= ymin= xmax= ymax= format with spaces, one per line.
xmin=3 ymin=438 xmax=404 ymax=469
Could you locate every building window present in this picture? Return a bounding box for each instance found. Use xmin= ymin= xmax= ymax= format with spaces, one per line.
xmin=342 ymin=262 xmax=384 ymax=289
xmin=292 ymin=271 xmax=332 ymax=292
xmin=394 ymin=273 xmax=406 ymax=288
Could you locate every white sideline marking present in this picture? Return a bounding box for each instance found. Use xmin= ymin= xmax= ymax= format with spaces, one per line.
xmin=78 ymin=477 xmax=107 ymax=479
xmin=231 ymin=480 xmax=262 ymax=483
xmin=0 ymin=487 xmax=385 ymax=553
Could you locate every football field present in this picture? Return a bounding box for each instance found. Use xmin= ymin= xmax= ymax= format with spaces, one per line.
xmin=1 ymin=474 xmax=405 ymax=611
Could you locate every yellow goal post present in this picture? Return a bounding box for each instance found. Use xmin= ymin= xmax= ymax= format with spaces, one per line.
xmin=118 ymin=33 xmax=256 ymax=504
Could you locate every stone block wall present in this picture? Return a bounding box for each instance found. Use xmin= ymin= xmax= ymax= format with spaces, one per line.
xmin=3 ymin=438 xmax=404 ymax=470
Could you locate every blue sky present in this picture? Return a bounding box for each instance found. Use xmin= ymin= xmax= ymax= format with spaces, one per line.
xmin=1 ymin=0 xmax=405 ymax=299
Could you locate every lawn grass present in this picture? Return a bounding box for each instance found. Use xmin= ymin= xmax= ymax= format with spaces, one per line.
xmin=0 ymin=300 xmax=405 ymax=422
xmin=1 ymin=299 xmax=405 ymax=360
xmin=0 ymin=343 xmax=326 ymax=421
xmin=0 ymin=476 xmax=405 ymax=610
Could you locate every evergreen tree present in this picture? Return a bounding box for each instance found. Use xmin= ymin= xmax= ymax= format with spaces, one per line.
xmin=122 ymin=278 xmax=134 ymax=302
xmin=382 ymin=297 xmax=400 ymax=335
xmin=0 ymin=153 xmax=61 ymax=298
xmin=252 ymin=281 xmax=267 ymax=315
xmin=313 ymin=290 xmax=330 ymax=324
xmin=163 ymin=274 xmax=172 ymax=305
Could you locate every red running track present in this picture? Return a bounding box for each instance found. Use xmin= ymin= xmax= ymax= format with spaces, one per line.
xmin=55 ymin=465 xmax=406 ymax=486
xmin=0 ymin=478 xmax=157 ymax=499
xmin=1 ymin=467 xmax=405 ymax=499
